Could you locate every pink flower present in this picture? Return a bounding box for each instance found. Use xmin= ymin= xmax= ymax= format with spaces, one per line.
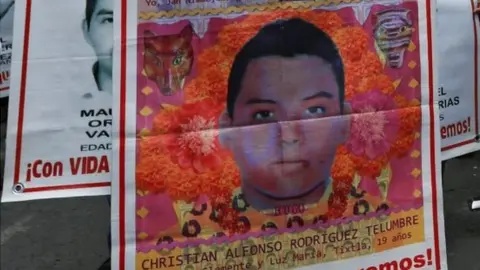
xmin=347 ymin=90 xmax=399 ymax=159
xmin=161 ymin=99 xmax=224 ymax=173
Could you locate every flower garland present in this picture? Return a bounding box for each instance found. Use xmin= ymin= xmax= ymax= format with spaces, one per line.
xmin=137 ymin=10 xmax=421 ymax=235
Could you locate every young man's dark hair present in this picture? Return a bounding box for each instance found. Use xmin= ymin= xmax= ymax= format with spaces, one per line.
xmin=85 ymin=0 xmax=97 ymax=28
xmin=227 ymin=18 xmax=345 ymax=118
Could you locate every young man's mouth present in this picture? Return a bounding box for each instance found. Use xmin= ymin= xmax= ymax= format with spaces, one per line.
xmin=270 ymin=160 xmax=309 ymax=175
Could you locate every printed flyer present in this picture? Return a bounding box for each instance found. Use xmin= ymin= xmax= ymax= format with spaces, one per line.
xmin=2 ymin=0 xmax=114 ymax=202
xmin=0 ymin=0 xmax=14 ymax=98
xmin=436 ymin=0 xmax=480 ymax=160
xmin=112 ymin=0 xmax=447 ymax=269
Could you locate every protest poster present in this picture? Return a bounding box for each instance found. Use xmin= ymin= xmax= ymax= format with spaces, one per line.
xmin=112 ymin=0 xmax=447 ymax=269
xmin=436 ymin=0 xmax=480 ymax=160
xmin=1 ymin=0 xmax=113 ymax=202
xmin=0 ymin=0 xmax=14 ymax=98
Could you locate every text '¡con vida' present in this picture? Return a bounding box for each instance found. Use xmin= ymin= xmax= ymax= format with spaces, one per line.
xmin=140 ymin=215 xmax=420 ymax=270
xmin=24 ymin=109 xmax=112 ymax=181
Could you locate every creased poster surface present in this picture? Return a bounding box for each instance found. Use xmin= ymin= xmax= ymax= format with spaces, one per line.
xmin=436 ymin=0 xmax=480 ymax=160
xmin=112 ymin=0 xmax=447 ymax=269
xmin=0 ymin=0 xmax=14 ymax=98
xmin=2 ymin=0 xmax=113 ymax=202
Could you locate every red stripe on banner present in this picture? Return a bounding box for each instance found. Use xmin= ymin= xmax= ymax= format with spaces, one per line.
xmin=13 ymin=0 xmax=32 ymax=185
xmin=441 ymin=138 xmax=477 ymax=151
xmin=426 ymin=0 xmax=442 ymax=269
xmin=119 ymin=0 xmax=128 ymax=268
xmin=24 ymin=182 xmax=110 ymax=192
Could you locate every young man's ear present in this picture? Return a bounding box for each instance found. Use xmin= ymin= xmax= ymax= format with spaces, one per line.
xmin=218 ymin=110 xmax=233 ymax=149
xmin=82 ymin=19 xmax=92 ymax=47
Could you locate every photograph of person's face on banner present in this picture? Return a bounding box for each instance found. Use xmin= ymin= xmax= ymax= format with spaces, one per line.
xmin=2 ymin=0 xmax=114 ymax=202
xmin=82 ymin=0 xmax=113 ymax=96
xmin=217 ymin=18 xmax=351 ymax=210
xmin=132 ymin=4 xmax=428 ymax=261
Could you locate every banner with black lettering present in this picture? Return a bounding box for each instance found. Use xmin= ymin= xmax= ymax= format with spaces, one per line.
xmin=437 ymin=0 xmax=480 ymax=160
xmin=0 ymin=0 xmax=14 ymax=98
xmin=1 ymin=0 xmax=114 ymax=201
xmin=112 ymin=0 xmax=448 ymax=269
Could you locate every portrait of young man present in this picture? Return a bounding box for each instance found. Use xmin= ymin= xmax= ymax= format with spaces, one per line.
xmin=220 ymin=18 xmax=351 ymax=211
xmin=82 ymin=0 xmax=113 ymax=97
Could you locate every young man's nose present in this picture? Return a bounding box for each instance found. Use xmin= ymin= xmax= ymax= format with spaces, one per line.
xmin=279 ymin=121 xmax=302 ymax=144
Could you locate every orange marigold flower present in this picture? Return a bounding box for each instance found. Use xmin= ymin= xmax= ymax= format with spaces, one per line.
xmin=137 ymin=135 xmax=168 ymax=160
xmin=333 ymin=179 xmax=352 ymax=195
xmin=357 ymin=74 xmax=395 ymax=96
xmin=201 ymin=154 xmax=241 ymax=196
xmin=327 ymin=192 xmax=348 ymax=219
xmin=350 ymin=154 xmax=388 ymax=178
xmin=217 ymin=24 xmax=259 ymax=55
xmin=358 ymin=51 xmax=383 ymax=75
xmin=331 ymin=149 xmax=356 ymax=182
xmin=197 ymin=47 xmax=227 ymax=69
xmin=344 ymin=52 xmax=384 ymax=100
xmin=332 ymin=27 xmax=369 ymax=62
xmin=184 ymin=68 xmax=229 ymax=105
xmin=217 ymin=207 xmax=241 ymax=234
xmin=398 ymin=106 xmax=422 ymax=133
xmin=303 ymin=11 xmax=344 ymax=36
xmin=136 ymin=155 xmax=168 ymax=193
xmin=151 ymin=105 xmax=181 ymax=135
xmin=390 ymin=132 xmax=417 ymax=157
xmin=136 ymin=146 xmax=213 ymax=201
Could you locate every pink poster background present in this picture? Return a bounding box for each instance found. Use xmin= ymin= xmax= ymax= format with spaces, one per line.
xmin=134 ymin=3 xmax=423 ymax=250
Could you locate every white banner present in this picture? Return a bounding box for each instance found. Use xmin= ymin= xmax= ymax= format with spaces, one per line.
xmin=0 ymin=0 xmax=14 ymax=98
xmin=2 ymin=0 xmax=113 ymax=202
xmin=437 ymin=0 xmax=480 ymax=160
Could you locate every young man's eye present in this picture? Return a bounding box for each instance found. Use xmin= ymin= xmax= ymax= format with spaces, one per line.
xmin=252 ymin=111 xmax=274 ymax=120
xmin=305 ymin=106 xmax=326 ymax=115
xmin=102 ymin=17 xmax=113 ymax=24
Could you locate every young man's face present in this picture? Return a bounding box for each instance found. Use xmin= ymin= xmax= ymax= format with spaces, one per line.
xmin=222 ymin=55 xmax=349 ymax=205
xmin=83 ymin=0 xmax=113 ymax=75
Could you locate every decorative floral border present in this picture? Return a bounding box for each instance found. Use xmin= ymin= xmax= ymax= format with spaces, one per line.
xmin=138 ymin=0 xmax=401 ymax=20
